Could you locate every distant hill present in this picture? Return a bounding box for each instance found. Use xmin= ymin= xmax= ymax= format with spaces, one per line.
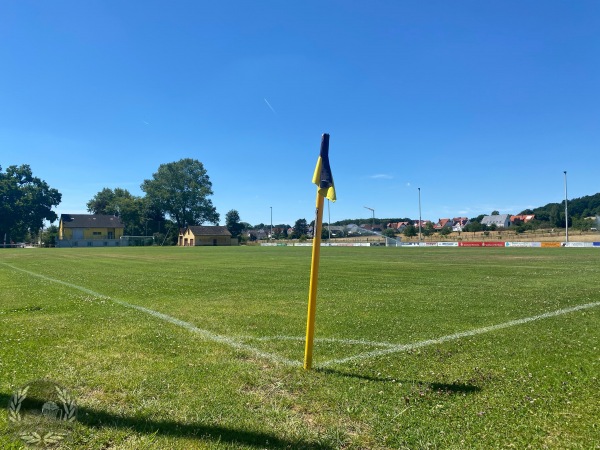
xmin=520 ymin=193 xmax=600 ymax=227
xmin=328 ymin=193 xmax=600 ymax=231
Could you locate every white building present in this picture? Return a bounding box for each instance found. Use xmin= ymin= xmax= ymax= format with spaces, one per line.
xmin=481 ymin=214 xmax=511 ymax=228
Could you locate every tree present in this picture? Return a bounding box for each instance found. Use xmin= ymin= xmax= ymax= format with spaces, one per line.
xmin=225 ymin=209 xmax=244 ymax=238
xmin=41 ymin=225 xmax=59 ymax=247
xmin=87 ymin=187 xmax=120 ymax=216
xmin=403 ymin=224 xmax=417 ymax=238
xmin=423 ymin=222 xmax=435 ymax=237
xmin=141 ymin=158 xmax=219 ymax=229
xmin=0 ymin=164 xmax=61 ymax=243
xmin=440 ymin=226 xmax=452 ymax=236
xmin=87 ymin=187 xmax=156 ymax=235
xmin=464 ymin=221 xmax=482 ymax=233
xmin=382 ymin=228 xmax=396 ymax=238
xmin=291 ymin=218 xmax=308 ymax=239
xmin=278 ymin=226 xmax=289 ymax=239
xmin=491 ymin=210 xmax=500 ymax=215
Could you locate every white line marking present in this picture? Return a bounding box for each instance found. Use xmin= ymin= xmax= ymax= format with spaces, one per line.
xmin=5 ymin=262 xmax=599 ymax=369
xmin=250 ymin=335 xmax=397 ymax=347
xmin=2 ymin=263 xmax=300 ymax=367
xmin=319 ymin=301 xmax=600 ymax=367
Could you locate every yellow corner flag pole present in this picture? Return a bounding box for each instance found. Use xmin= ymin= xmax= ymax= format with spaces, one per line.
xmin=304 ymin=133 xmax=336 ymax=370
xmin=304 ymin=192 xmax=324 ymax=370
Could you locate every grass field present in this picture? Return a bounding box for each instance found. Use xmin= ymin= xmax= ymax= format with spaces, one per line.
xmin=1 ymin=247 xmax=599 ymax=449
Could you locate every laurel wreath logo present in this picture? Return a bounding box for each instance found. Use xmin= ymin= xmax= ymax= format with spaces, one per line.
xmin=18 ymin=430 xmax=68 ymax=446
xmin=8 ymin=385 xmax=29 ymax=423
xmin=8 ymin=383 xmax=77 ymax=447
xmin=55 ymin=385 xmax=77 ymax=422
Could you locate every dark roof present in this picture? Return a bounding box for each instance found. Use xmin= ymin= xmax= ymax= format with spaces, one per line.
xmin=187 ymin=226 xmax=231 ymax=237
xmin=60 ymin=214 xmax=124 ymax=228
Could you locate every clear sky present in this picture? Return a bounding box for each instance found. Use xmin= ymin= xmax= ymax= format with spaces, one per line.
xmin=1 ymin=1 xmax=598 ymax=227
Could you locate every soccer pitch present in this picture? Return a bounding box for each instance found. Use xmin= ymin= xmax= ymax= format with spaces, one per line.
xmin=1 ymin=247 xmax=599 ymax=449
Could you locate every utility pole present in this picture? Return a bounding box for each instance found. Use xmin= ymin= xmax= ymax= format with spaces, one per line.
xmin=364 ymin=206 xmax=375 ymax=231
xmin=564 ymin=171 xmax=568 ymax=244
xmin=418 ymin=187 xmax=422 ymax=242
xmin=270 ymin=206 xmax=273 ymax=241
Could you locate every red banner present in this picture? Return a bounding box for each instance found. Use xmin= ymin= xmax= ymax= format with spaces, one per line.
xmin=482 ymin=242 xmax=505 ymax=247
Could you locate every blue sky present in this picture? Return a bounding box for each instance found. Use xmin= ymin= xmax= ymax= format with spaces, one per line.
xmin=1 ymin=1 xmax=598 ymax=227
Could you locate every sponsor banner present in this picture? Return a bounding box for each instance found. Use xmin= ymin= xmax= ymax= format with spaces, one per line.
xmin=594 ymin=242 xmax=600 ymax=247
xmin=541 ymin=242 xmax=561 ymax=248
xmin=506 ymin=242 xmax=539 ymax=247
xmin=400 ymin=243 xmax=421 ymax=247
xmin=564 ymin=242 xmax=595 ymax=248
xmin=482 ymin=242 xmax=505 ymax=247
xmin=423 ymin=242 xmax=438 ymax=246
xmin=322 ymin=243 xmax=370 ymax=247
xmin=438 ymin=242 xmax=459 ymax=247
xmin=459 ymin=242 xmax=483 ymax=247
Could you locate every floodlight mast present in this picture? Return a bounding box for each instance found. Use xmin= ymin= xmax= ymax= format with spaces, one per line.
xmin=364 ymin=206 xmax=375 ymax=231
xmin=564 ymin=171 xmax=568 ymax=244
xmin=418 ymin=188 xmax=422 ymax=242
xmin=270 ymin=206 xmax=273 ymax=242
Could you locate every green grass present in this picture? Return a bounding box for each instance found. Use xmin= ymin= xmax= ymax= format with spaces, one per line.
xmin=1 ymin=247 xmax=599 ymax=449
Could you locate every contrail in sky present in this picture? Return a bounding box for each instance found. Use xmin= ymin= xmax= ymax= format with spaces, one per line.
xmin=264 ymin=98 xmax=277 ymax=115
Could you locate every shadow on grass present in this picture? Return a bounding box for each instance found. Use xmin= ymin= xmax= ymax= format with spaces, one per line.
xmin=0 ymin=392 xmax=333 ymax=449
xmin=429 ymin=382 xmax=480 ymax=394
xmin=315 ymin=368 xmax=481 ymax=394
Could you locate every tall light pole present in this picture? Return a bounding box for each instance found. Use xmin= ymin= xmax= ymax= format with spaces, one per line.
xmin=364 ymin=206 xmax=375 ymax=231
xmin=270 ymin=206 xmax=273 ymax=241
xmin=564 ymin=171 xmax=568 ymax=244
xmin=418 ymin=187 xmax=422 ymax=242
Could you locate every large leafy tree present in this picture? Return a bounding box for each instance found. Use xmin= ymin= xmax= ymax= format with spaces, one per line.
xmin=225 ymin=209 xmax=244 ymax=239
xmin=141 ymin=158 xmax=219 ymax=229
xmin=0 ymin=164 xmax=61 ymax=243
xmin=291 ymin=218 xmax=308 ymax=238
xmin=87 ymin=187 xmax=161 ymax=235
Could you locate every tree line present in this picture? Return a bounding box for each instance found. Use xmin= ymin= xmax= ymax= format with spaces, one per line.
xmin=1 ymin=159 xmax=243 ymax=246
xmin=2 ymin=160 xmax=599 ymax=246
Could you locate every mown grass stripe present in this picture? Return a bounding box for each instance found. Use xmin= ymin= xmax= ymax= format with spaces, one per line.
xmin=2 ymin=262 xmax=301 ymax=367
xmin=4 ymin=260 xmax=599 ymax=369
xmin=320 ymin=301 xmax=600 ymax=367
